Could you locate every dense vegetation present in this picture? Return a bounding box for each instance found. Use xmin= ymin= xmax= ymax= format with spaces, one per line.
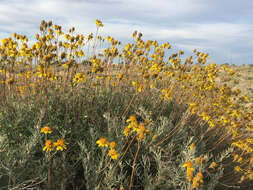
xmin=0 ymin=20 xmax=252 ymax=189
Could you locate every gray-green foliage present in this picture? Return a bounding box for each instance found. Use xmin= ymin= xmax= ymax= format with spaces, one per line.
xmin=0 ymin=85 xmax=237 ymax=189
xmin=0 ymin=106 xmax=46 ymax=189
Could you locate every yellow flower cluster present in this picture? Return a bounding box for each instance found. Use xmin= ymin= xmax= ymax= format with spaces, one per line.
xmin=182 ymin=159 xmax=206 ymax=189
xmin=42 ymin=138 xmax=67 ymax=152
xmin=192 ymin=172 xmax=204 ymax=189
xmin=124 ymin=115 xmax=150 ymax=140
xmin=41 ymin=126 xmax=67 ymax=152
xmin=182 ymin=144 xmax=219 ymax=188
xmin=96 ymin=138 xmax=119 ymax=160
xmin=182 ymin=161 xmax=194 ymax=182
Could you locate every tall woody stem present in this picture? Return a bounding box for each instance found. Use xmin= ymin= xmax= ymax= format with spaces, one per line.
xmin=129 ymin=141 xmax=140 ymax=190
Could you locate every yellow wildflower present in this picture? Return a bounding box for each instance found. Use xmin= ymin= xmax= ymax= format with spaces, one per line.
xmin=131 ymin=122 xmax=139 ymax=132
xmin=54 ymin=138 xmax=67 ymax=151
xmin=110 ymin=141 xmax=117 ymax=149
xmin=96 ymin=137 xmax=108 ymax=147
xmin=145 ymin=119 xmax=151 ymax=125
xmin=186 ymin=167 xmax=194 ymax=182
xmin=132 ymin=81 xmax=137 ymax=86
xmin=139 ymin=123 xmax=145 ymax=132
xmin=108 ymin=149 xmax=119 ymax=160
xmin=126 ymin=115 xmax=137 ymax=123
xmin=123 ymin=126 xmax=131 ymax=136
xmin=234 ymin=166 xmax=242 ymax=172
xmin=209 ymin=161 xmax=216 ymax=169
xmin=208 ymin=120 xmax=215 ymax=127
xmin=137 ymin=132 xmax=144 ymax=140
xmin=192 ymin=180 xmax=200 ymax=188
xmin=94 ymin=19 xmax=104 ymax=27
xmin=43 ymin=140 xmax=54 ymax=152
xmin=190 ymin=143 xmax=195 ymax=151
xmin=237 ymin=157 xmax=243 ymax=163
xmin=40 ymin=126 xmax=52 ymax=134
xmin=182 ymin=161 xmax=193 ymax=168
xmin=196 ymin=172 xmax=203 ymax=180
xmin=202 ymin=112 xmax=210 ymax=121
xmin=73 ymin=72 xmax=86 ymax=85
xmin=137 ymin=84 xmax=144 ymax=92
xmin=145 ymin=129 xmax=151 ymax=133
xmin=244 ymin=95 xmax=249 ymax=102
xmin=195 ymin=157 xmax=201 ymax=165
xmin=233 ymin=154 xmax=239 ymax=161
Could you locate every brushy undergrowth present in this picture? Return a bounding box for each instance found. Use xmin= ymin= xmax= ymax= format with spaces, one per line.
xmin=0 ymin=20 xmax=252 ymax=190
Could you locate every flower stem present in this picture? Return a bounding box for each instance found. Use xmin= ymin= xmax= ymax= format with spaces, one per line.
xmin=47 ymin=154 xmax=52 ymax=190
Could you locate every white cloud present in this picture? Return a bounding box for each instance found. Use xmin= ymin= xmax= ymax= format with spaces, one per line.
xmin=0 ymin=0 xmax=252 ymax=65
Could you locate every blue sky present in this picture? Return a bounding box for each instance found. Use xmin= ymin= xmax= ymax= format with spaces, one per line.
xmin=0 ymin=0 xmax=252 ymax=65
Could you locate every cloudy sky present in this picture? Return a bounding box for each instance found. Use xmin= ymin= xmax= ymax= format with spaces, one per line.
xmin=0 ymin=0 xmax=252 ymax=65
